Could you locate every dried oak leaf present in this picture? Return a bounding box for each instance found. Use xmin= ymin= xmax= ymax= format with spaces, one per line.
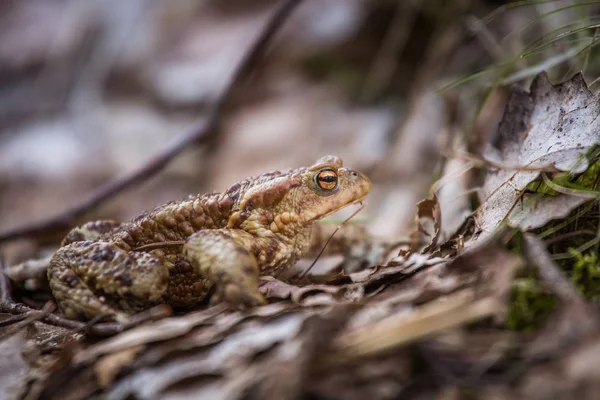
xmin=476 ymin=72 xmax=600 ymax=237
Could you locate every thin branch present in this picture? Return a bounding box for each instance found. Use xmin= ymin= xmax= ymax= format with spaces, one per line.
xmin=0 ymin=301 xmax=172 ymax=337
xmin=0 ymin=256 xmax=11 ymax=302
xmin=0 ymin=0 xmax=304 ymax=244
xmin=0 ymin=301 xmax=54 ymax=339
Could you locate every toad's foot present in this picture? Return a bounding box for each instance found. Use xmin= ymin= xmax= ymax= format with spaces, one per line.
xmin=184 ymin=229 xmax=267 ymax=309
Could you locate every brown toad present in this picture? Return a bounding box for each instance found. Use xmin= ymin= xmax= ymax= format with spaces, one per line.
xmin=47 ymin=156 xmax=371 ymax=321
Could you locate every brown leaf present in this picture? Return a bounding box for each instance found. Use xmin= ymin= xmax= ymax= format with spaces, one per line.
xmin=404 ymin=195 xmax=442 ymax=254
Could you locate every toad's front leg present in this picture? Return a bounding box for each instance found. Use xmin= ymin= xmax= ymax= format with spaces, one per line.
xmin=183 ymin=229 xmax=269 ymax=309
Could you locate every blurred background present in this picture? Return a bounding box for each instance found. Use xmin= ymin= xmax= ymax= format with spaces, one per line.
xmin=2 ymin=0 xmax=600 ymax=263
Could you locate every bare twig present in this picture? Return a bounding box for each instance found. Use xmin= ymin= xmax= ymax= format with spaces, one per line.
xmin=0 ymin=301 xmax=172 ymax=337
xmin=0 ymin=301 xmax=55 ymax=339
xmin=0 ymin=256 xmax=11 ymax=302
xmin=0 ymin=0 xmax=304 ymax=244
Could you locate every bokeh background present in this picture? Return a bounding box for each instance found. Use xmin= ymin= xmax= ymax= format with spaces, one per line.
xmin=2 ymin=0 xmax=600 ymax=262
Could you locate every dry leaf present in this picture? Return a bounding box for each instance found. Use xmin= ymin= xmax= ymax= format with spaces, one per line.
xmin=476 ymin=72 xmax=600 ymax=237
xmin=436 ymin=155 xmax=473 ymax=244
xmin=401 ymin=195 xmax=442 ymax=255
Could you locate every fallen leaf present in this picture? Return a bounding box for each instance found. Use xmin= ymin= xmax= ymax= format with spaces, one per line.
xmin=416 ymin=195 xmax=442 ymax=252
xmin=476 ymin=72 xmax=600 ymax=237
xmin=435 ymin=142 xmax=473 ymax=244
xmin=400 ymin=195 xmax=442 ymax=255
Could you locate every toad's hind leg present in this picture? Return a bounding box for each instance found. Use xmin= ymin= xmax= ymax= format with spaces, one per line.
xmin=48 ymin=241 xmax=169 ymax=321
xmin=184 ymin=229 xmax=266 ymax=309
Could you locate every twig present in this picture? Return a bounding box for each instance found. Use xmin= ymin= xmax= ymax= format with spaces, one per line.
xmin=0 ymin=301 xmax=172 ymax=337
xmin=0 ymin=301 xmax=55 ymax=339
xmin=0 ymin=256 xmax=11 ymax=302
xmin=0 ymin=0 xmax=304 ymax=244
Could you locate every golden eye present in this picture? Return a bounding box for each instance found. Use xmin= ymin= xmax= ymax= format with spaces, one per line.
xmin=315 ymin=168 xmax=338 ymax=191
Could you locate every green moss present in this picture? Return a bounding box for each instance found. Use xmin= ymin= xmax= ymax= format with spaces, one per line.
xmin=565 ymin=249 xmax=600 ymax=301
xmin=574 ymin=152 xmax=600 ymax=188
xmin=507 ymin=149 xmax=600 ymax=332
xmin=506 ymin=278 xmax=558 ymax=331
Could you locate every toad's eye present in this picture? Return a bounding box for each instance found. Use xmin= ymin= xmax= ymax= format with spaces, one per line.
xmin=315 ymin=168 xmax=338 ymax=191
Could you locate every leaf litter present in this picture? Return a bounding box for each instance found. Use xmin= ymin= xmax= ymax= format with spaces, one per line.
xmin=476 ymin=72 xmax=600 ymax=238
xmin=2 ymin=72 xmax=600 ymax=399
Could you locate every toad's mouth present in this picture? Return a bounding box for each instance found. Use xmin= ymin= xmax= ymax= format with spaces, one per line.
xmin=318 ymin=195 xmax=368 ymax=220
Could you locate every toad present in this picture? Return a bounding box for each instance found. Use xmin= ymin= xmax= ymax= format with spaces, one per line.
xmin=47 ymin=156 xmax=371 ymax=321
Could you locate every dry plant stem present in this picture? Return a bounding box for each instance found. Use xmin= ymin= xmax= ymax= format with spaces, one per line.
xmin=318 ymin=289 xmax=501 ymax=370
xmin=524 ymin=233 xmax=586 ymax=305
xmin=0 ymin=301 xmax=172 ymax=337
xmin=0 ymin=257 xmax=11 ymax=302
xmin=298 ymin=203 xmax=365 ymax=279
xmin=0 ymin=0 xmax=305 ymax=244
xmin=0 ymin=301 xmax=55 ymax=339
